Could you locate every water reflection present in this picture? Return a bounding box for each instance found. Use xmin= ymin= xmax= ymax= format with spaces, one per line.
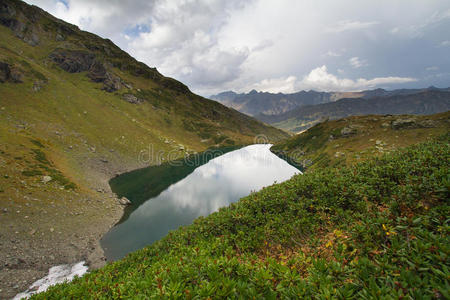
xmin=101 ymin=144 xmax=300 ymax=261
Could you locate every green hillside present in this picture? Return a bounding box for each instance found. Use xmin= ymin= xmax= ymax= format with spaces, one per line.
xmin=0 ymin=0 xmax=287 ymax=297
xmin=259 ymin=90 xmax=450 ymax=133
xmin=35 ymin=135 xmax=449 ymax=299
xmin=271 ymin=112 xmax=450 ymax=171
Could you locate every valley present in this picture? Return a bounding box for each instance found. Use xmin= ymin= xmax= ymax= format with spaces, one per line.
xmin=0 ymin=0 xmax=287 ymax=298
xmin=0 ymin=0 xmax=449 ymax=299
xmin=212 ymin=88 xmax=450 ymax=133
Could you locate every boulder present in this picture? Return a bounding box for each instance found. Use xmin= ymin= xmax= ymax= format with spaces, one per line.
xmin=119 ymin=197 xmax=131 ymax=206
xmin=419 ymin=119 xmax=437 ymax=128
xmin=32 ymin=80 xmax=45 ymax=91
xmin=102 ymin=72 xmax=123 ymax=92
xmin=341 ymin=126 xmax=357 ymax=137
xmin=42 ymin=175 xmax=52 ymax=183
xmin=391 ymin=118 xmax=419 ymax=130
xmin=122 ymin=93 xmax=143 ymax=104
xmin=0 ymin=62 xmax=11 ymax=82
xmin=87 ymin=60 xmax=107 ymax=82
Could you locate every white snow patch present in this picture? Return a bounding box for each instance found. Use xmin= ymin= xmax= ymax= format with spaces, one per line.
xmin=13 ymin=261 xmax=88 ymax=299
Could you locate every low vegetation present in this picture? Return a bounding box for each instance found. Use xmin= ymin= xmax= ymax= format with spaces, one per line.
xmin=0 ymin=1 xmax=286 ymax=296
xmin=271 ymin=112 xmax=449 ymax=171
xmin=36 ymin=135 xmax=449 ymax=298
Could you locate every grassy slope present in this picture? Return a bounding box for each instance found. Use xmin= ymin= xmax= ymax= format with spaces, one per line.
xmin=271 ymin=112 xmax=450 ymax=172
xmin=0 ymin=19 xmax=287 ymax=187
xmin=36 ymin=135 xmax=449 ymax=299
xmin=0 ymin=1 xmax=287 ymax=296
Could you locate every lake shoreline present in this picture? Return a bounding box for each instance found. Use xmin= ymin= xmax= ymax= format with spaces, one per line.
xmin=0 ymin=184 xmax=125 ymax=299
xmin=102 ymin=144 xmax=300 ymax=261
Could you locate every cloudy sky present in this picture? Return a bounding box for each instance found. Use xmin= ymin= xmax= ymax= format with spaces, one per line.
xmin=26 ymin=0 xmax=450 ymax=96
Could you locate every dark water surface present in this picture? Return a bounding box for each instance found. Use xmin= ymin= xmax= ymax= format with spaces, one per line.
xmin=101 ymin=144 xmax=300 ymax=261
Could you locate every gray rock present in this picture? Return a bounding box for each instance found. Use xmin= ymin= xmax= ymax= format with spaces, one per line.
xmin=32 ymin=80 xmax=46 ymax=92
xmin=0 ymin=62 xmax=23 ymax=83
xmin=119 ymin=197 xmax=131 ymax=205
xmin=341 ymin=126 xmax=357 ymax=137
xmin=391 ymin=118 xmax=419 ymax=130
xmin=122 ymin=93 xmax=143 ymax=104
xmin=419 ymin=119 xmax=437 ymax=128
xmin=55 ymin=33 xmax=65 ymax=41
xmin=49 ymin=49 xmax=96 ymax=73
xmin=42 ymin=176 xmax=52 ymax=183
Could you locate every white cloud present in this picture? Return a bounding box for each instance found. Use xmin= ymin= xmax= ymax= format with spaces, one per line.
xmin=323 ymin=50 xmax=341 ymax=57
xmin=242 ymin=66 xmax=417 ymax=93
xmin=247 ymin=76 xmax=298 ymax=93
xmin=325 ymin=20 xmax=378 ymax=33
xmin=299 ymin=66 xmax=417 ymax=91
xmin=128 ymin=0 xmax=250 ymax=87
xmin=24 ymin=0 xmax=449 ymax=95
xmin=349 ymin=57 xmax=368 ymax=68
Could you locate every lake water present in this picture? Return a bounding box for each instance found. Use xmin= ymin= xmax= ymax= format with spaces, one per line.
xmin=101 ymin=144 xmax=300 ymax=261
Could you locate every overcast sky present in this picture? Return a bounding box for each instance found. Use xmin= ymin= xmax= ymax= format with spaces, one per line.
xmin=26 ymin=0 xmax=450 ymax=96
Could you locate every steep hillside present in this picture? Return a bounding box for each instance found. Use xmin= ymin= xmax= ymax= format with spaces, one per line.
xmin=260 ymin=90 xmax=450 ymax=132
xmin=210 ymin=87 xmax=450 ymax=118
xmin=35 ymin=135 xmax=449 ymax=299
xmin=0 ymin=0 xmax=287 ymax=297
xmin=271 ymin=111 xmax=449 ymax=171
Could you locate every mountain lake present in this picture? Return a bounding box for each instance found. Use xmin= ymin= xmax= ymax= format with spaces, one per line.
xmin=101 ymin=144 xmax=301 ymax=260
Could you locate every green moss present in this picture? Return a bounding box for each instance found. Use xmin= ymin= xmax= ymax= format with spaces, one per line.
xmin=30 ymin=139 xmax=45 ymax=148
xmin=31 ymin=149 xmax=51 ymax=165
xmin=22 ymin=169 xmax=43 ymax=177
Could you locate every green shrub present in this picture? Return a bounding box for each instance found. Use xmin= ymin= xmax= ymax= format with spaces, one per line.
xmin=22 ymin=169 xmax=43 ymax=177
xmin=36 ymin=136 xmax=450 ymax=299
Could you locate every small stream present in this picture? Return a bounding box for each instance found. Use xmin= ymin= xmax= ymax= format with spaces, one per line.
xmin=101 ymin=144 xmax=301 ymax=261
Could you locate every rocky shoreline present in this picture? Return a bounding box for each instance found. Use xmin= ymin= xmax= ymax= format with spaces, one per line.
xmin=0 ymin=183 xmax=125 ymax=299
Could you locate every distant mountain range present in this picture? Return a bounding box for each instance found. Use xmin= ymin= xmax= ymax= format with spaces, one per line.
xmin=210 ymin=87 xmax=450 ymax=132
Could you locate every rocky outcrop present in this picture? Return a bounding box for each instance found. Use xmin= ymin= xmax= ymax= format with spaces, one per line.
xmin=391 ymin=117 xmax=439 ymax=130
xmin=0 ymin=62 xmax=11 ymax=82
xmin=0 ymin=0 xmax=40 ymax=46
xmin=118 ymin=197 xmax=131 ymax=206
xmin=49 ymin=49 xmax=126 ymax=92
xmin=85 ymin=60 xmax=106 ymax=81
xmin=340 ymin=126 xmax=357 ymax=137
xmin=391 ymin=118 xmax=419 ymax=130
xmin=122 ymin=94 xmax=144 ymax=104
xmin=49 ymin=49 xmax=96 ymax=73
xmin=102 ymin=72 xmax=123 ymax=92
xmin=0 ymin=62 xmax=23 ymax=83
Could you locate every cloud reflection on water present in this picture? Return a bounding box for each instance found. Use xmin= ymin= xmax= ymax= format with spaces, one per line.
xmin=102 ymin=144 xmax=300 ymax=260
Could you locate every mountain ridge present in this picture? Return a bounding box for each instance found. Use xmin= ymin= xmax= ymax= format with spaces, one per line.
xmin=210 ymin=86 xmax=450 ymax=119
xmin=258 ymin=90 xmax=450 ymax=132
